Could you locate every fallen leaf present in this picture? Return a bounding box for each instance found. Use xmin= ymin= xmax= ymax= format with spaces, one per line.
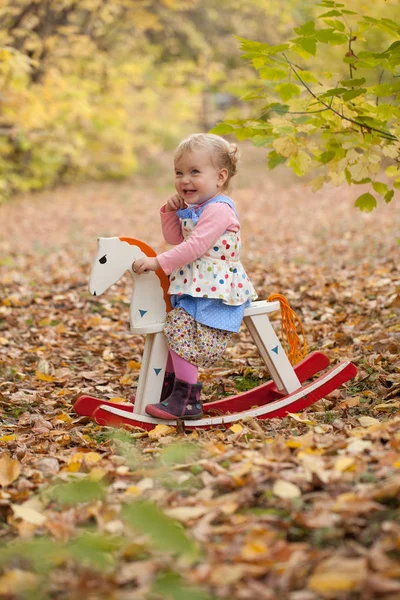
xmin=12 ymin=503 xmax=47 ymax=526
xmin=308 ymin=556 xmax=367 ymax=597
xmin=0 ymin=570 xmax=38 ymax=594
xmin=272 ymin=479 xmax=301 ymax=499
xmin=0 ymin=453 xmax=21 ymax=487
xmin=148 ymin=424 xmax=176 ymax=439
xmin=229 ymin=423 xmax=244 ymax=434
xmin=358 ymin=416 xmax=381 ymax=427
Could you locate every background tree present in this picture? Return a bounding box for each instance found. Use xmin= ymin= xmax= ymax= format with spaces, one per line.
xmin=0 ymin=0 xmax=305 ymax=200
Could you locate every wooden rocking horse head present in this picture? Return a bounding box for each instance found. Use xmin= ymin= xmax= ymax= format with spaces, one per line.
xmin=89 ymin=237 xmax=171 ymax=332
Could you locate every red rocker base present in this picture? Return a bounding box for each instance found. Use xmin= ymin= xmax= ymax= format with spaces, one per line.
xmin=74 ymin=351 xmax=357 ymax=431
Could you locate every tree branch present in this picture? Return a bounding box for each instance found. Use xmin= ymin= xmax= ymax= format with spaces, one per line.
xmin=282 ymin=53 xmax=398 ymax=142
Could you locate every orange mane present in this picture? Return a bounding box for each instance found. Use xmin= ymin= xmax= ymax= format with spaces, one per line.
xmin=119 ymin=237 xmax=172 ymax=313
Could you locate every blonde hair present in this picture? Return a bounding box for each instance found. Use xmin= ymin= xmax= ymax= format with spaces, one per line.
xmin=174 ymin=133 xmax=240 ymax=190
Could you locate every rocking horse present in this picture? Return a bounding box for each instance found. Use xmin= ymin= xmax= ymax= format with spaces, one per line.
xmin=74 ymin=237 xmax=357 ymax=430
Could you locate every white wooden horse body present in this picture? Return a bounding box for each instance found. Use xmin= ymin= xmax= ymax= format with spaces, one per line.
xmin=80 ymin=236 xmax=357 ymax=429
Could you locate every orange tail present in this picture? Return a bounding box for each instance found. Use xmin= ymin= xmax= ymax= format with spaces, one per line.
xmin=267 ymin=294 xmax=307 ymax=365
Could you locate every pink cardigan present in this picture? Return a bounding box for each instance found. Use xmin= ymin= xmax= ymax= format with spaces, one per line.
xmin=157 ymin=203 xmax=240 ymax=275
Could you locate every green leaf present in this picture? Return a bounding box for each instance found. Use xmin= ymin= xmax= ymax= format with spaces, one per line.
xmin=294 ymin=21 xmax=316 ymax=36
xmin=275 ymin=83 xmax=301 ymax=101
xmin=251 ymin=135 xmax=274 ymax=147
xmin=122 ymin=500 xmax=201 ymax=561
xmin=315 ymin=29 xmax=348 ymax=45
xmin=354 ymin=192 xmax=377 ymax=212
xmin=48 ymin=479 xmax=105 ymax=506
xmin=370 ymin=81 xmax=400 ymax=97
xmin=319 ymin=87 xmax=348 ymax=97
xmin=385 ymin=190 xmax=394 ymax=203
xmin=209 ymin=124 xmax=234 ymax=135
xmin=68 ymin=532 xmax=122 ymax=571
xmin=340 ymin=78 xmax=366 ymax=87
xmin=269 ymin=103 xmax=289 ymax=113
xmin=323 ymin=19 xmax=345 ymax=32
xmin=252 ymin=57 xmax=265 ymax=69
xmin=297 ymin=37 xmax=317 ymax=56
xmin=159 ymin=442 xmax=200 ymax=466
xmin=318 ymin=10 xmax=343 ymax=17
xmin=152 ymin=572 xmax=212 ymax=600
xmin=342 ymin=88 xmax=366 ymax=101
xmin=301 ymin=71 xmax=318 ymax=83
xmin=319 ymin=150 xmax=336 ymax=164
xmin=234 ymin=127 xmax=256 ymax=141
xmin=268 ymin=151 xmax=287 ymax=169
xmin=288 ymin=150 xmax=312 ymax=176
xmin=372 ymin=181 xmax=388 ymax=196
xmin=259 ymin=66 xmax=288 ymax=80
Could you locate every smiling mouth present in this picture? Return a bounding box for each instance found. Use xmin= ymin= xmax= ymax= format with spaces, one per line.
xmin=183 ymin=189 xmax=196 ymax=194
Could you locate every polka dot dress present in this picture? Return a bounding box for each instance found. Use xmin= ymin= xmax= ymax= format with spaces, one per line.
xmin=168 ymin=213 xmax=257 ymax=306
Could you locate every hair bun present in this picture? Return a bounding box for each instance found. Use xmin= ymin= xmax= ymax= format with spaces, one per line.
xmin=228 ymin=143 xmax=240 ymax=169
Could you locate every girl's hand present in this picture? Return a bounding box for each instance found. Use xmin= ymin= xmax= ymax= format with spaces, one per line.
xmin=132 ymin=257 xmax=160 ymax=275
xmin=165 ymin=194 xmax=186 ymax=212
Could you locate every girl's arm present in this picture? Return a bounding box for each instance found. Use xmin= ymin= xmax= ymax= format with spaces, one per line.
xmin=160 ymin=194 xmax=187 ymax=244
xmin=157 ymin=203 xmax=239 ymax=275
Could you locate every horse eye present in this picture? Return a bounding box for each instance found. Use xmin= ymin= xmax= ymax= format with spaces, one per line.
xmin=99 ymin=255 xmax=107 ymax=264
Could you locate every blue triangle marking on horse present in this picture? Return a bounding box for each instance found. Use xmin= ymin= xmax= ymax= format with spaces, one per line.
xmin=139 ymin=309 xmax=147 ymax=318
xmin=154 ymin=368 xmax=162 ymax=376
xmin=272 ymin=346 xmax=279 ymax=354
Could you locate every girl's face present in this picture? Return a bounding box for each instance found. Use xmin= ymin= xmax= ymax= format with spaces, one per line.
xmin=174 ymin=148 xmax=228 ymax=205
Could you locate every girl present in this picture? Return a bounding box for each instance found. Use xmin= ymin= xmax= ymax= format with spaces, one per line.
xmin=133 ymin=133 xmax=257 ymax=420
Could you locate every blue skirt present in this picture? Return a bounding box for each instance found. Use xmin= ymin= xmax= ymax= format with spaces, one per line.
xmin=171 ymin=294 xmax=250 ymax=333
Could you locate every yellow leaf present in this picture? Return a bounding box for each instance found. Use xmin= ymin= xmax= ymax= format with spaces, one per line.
xmin=68 ymin=452 xmax=84 ymax=464
xmin=310 ymin=175 xmax=326 ymax=192
xmin=308 ymin=556 xmax=367 ymax=596
xmin=241 ymin=540 xmax=267 ymax=559
xmin=0 ymin=337 xmax=9 ymax=346
xmin=375 ymin=402 xmax=400 ymax=411
xmin=148 ymin=424 xmax=175 ymax=439
xmin=0 ymin=435 xmax=17 ymax=443
xmin=84 ymin=452 xmax=102 ymax=464
xmin=272 ymin=136 xmax=298 ymax=158
xmin=285 ymin=439 xmax=303 ymax=448
xmin=120 ymin=374 xmax=134 ymax=385
xmin=127 ymin=360 xmax=142 ymax=370
xmin=287 ymin=412 xmax=316 ymax=425
xmin=0 ymin=453 xmax=20 ymax=487
xmin=229 ymin=423 xmax=244 ymax=434
xmin=358 ymin=416 xmax=380 ymax=427
xmin=35 ymin=371 xmax=55 ymax=382
xmin=272 ymin=479 xmax=301 ymax=499
xmin=54 ymin=412 xmax=73 ymax=423
xmin=88 ymin=467 xmax=107 ymax=481
xmin=63 ymin=461 xmax=81 ymax=473
xmin=288 ymin=150 xmax=312 ymax=176
xmin=334 ymin=456 xmax=355 ymax=472
xmin=12 ymin=504 xmax=46 ymax=526
xmin=125 ymin=485 xmax=142 ymax=497
xmin=0 ymin=570 xmax=38 ymax=594
xmin=109 ymin=397 xmax=130 ymax=404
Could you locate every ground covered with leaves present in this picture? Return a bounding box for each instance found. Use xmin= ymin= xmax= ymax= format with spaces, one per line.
xmin=0 ymin=149 xmax=399 ymax=599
